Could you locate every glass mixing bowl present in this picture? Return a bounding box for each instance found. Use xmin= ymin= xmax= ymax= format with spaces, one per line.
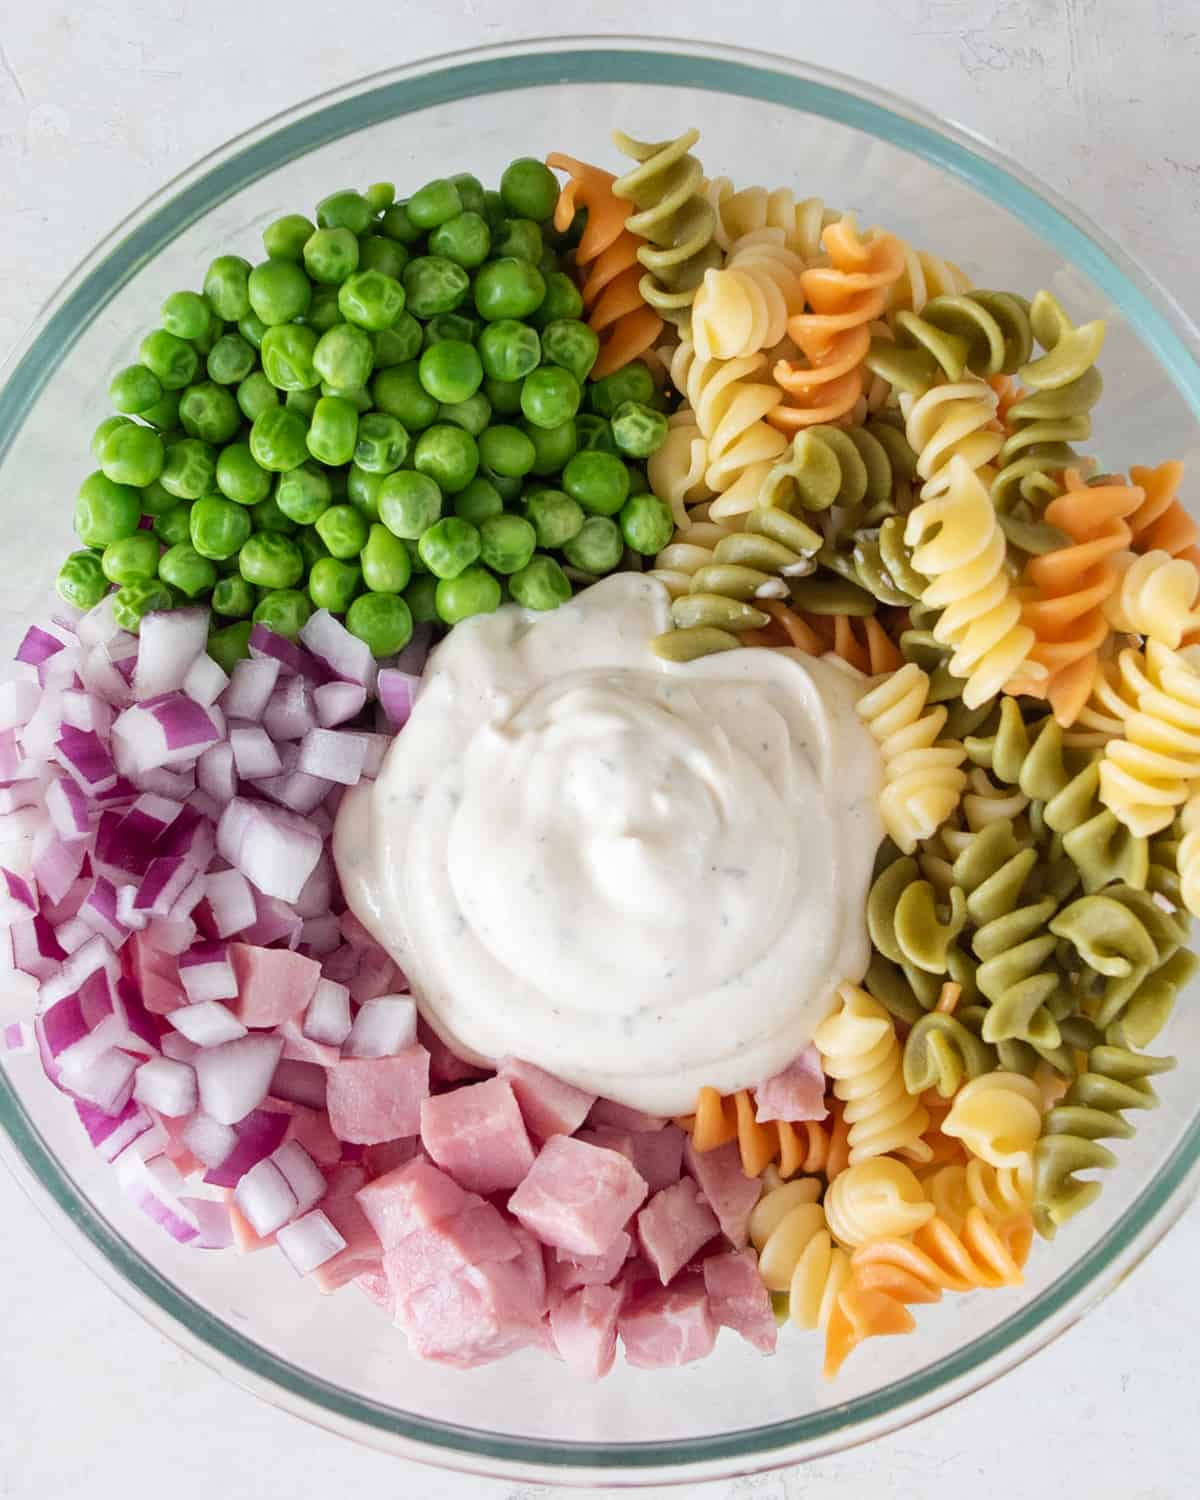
xmin=2 ymin=36 xmax=1199 ymax=1487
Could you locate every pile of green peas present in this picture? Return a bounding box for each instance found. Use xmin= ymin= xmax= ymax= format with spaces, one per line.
xmin=56 ymin=158 xmax=675 ymax=669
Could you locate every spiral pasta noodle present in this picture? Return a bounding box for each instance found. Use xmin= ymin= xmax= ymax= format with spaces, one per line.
xmin=1098 ymin=640 xmax=1200 ymax=836
xmin=702 ymin=178 xmax=834 ymax=260
xmin=922 ymin=1156 xmax=1034 ymax=1231
xmin=692 ymin=231 xmax=806 ymax=360
xmin=941 ymin=1071 xmax=1043 ymax=1167
xmin=886 ymin=240 xmax=973 ymax=315
xmin=612 ymin=128 xmax=721 ymax=326
xmin=685 ymin=1087 xmax=849 ymax=1181
xmin=900 ymin=376 xmax=1005 ymax=499
xmin=1126 ymin=460 xmax=1200 ymax=568
xmin=903 ymin=1011 xmax=996 ymax=1098
xmin=1179 ymin=790 xmax=1200 ymax=917
xmin=1106 ymin=548 xmax=1200 ymax=648
xmin=749 ymin=1179 xmax=851 ymax=1335
xmin=646 ymin=409 xmax=711 ymax=533
xmin=823 ymin=1156 xmax=935 ymax=1247
xmin=545 ymin=152 xmax=664 ymax=381
xmin=866 ymin=289 xmax=1033 ymax=394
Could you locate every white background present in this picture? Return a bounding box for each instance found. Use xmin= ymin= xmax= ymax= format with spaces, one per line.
xmin=2 ymin=3 xmax=1199 ymax=1497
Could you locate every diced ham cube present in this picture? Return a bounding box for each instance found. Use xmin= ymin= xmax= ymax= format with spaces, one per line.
xmin=549 ymin=1232 xmax=631 ymax=1295
xmin=127 ymin=930 xmax=185 ymax=1015
xmin=420 ymin=1077 xmax=535 ymax=1195
xmin=356 ymin=1269 xmax=393 ymax=1312
xmin=684 ymin=1139 xmax=762 ymax=1251
xmin=630 ymin=1124 xmax=686 ymax=1194
xmin=392 ymin=1264 xmax=544 ymax=1369
xmin=325 ymin=1047 xmax=430 ymax=1145
xmin=755 ymin=1045 xmax=827 ymax=1123
xmin=618 ymin=1277 xmax=716 ymax=1369
xmin=277 ymin=1015 xmax=340 ymax=1070
xmin=311 ymin=1170 xmax=383 ymax=1292
xmin=508 ymin=1136 xmax=648 ymax=1258
xmin=228 ymin=944 xmax=321 ymax=1028
xmin=355 ymin=1157 xmax=470 ymax=1251
xmin=285 ymin=1105 xmax=342 ymax=1166
xmin=637 ymin=1177 xmax=720 ymax=1285
xmin=588 ymin=1099 xmax=667 ymax=1133
xmin=362 ymin=1137 xmax=420 ymax=1179
xmin=549 ymin=1285 xmax=623 ymax=1381
xmin=575 ymin=1126 xmax=635 ymax=1162
xmin=419 ymin=1019 xmax=487 ymax=1085
xmin=703 ymin=1249 xmax=778 ymax=1354
xmin=499 ymin=1057 xmax=595 ymax=1142
xmin=508 ymin=1225 xmax=547 ymax=1323
xmin=383 ymin=1201 xmax=520 ymax=1296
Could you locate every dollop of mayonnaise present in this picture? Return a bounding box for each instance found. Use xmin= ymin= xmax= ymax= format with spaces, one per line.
xmin=335 ymin=574 xmax=884 ymax=1115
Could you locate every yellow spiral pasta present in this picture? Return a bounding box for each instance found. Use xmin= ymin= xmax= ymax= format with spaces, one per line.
xmin=1099 ymin=640 xmax=1200 ymax=836
xmin=899 ymin=376 xmax=1005 ymax=499
xmin=814 ymin=983 xmax=931 ymax=1162
xmin=857 ymin=662 xmax=968 ymax=854
xmin=1105 ymin=549 xmax=1200 ymax=649
xmin=1064 ymin=647 xmax=1151 ymax=750
xmin=823 ymin=1156 xmax=936 ymax=1248
xmin=1179 ymin=790 xmax=1200 ymax=918
xmin=749 ymin=1178 xmax=851 ymax=1331
xmin=904 ymin=455 xmax=1040 ymax=709
xmin=886 ymin=239 xmax=973 ymax=315
xmin=941 ymin=1072 xmax=1042 ymax=1168
xmin=702 ymin=177 xmax=834 ymax=260
xmin=692 ymin=231 xmax=807 ymax=360
xmin=646 ymin=407 xmax=711 ymax=532
xmin=922 ymin=1156 xmax=1034 ymax=1233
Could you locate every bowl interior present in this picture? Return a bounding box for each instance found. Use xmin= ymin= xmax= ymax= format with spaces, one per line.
xmin=2 ymin=42 xmax=1199 ymax=1482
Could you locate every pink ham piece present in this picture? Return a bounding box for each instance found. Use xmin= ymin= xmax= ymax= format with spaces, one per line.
xmin=619 ymin=1277 xmax=717 ymax=1369
xmin=637 ymin=1177 xmax=720 ymax=1285
xmin=326 ymin=1047 xmax=430 ymax=1145
xmin=228 ymin=944 xmax=321 ymax=1028
xmin=703 ymin=1249 xmax=778 ymax=1354
xmin=549 ymin=1284 xmax=623 ymax=1381
xmin=420 ymin=1077 xmax=535 ymax=1195
xmin=549 ymin=1232 xmax=631 ymax=1295
xmin=312 ymin=1175 xmax=383 ymax=1292
xmin=755 ymin=1045 xmax=827 ymax=1123
xmin=683 ymin=1138 xmax=762 ymax=1251
xmin=508 ymin=1135 xmax=648 ymax=1257
xmin=356 ymin=1158 xmax=471 ymax=1251
xmin=418 ymin=1019 xmax=486 ymax=1085
xmin=126 ymin=930 xmax=185 ymax=1015
xmin=498 ymin=1057 xmax=595 ymax=1142
xmin=630 ymin=1124 xmax=686 ymax=1194
xmin=383 ymin=1200 xmax=520 ymax=1293
xmin=588 ymin=1098 xmax=667 ymax=1133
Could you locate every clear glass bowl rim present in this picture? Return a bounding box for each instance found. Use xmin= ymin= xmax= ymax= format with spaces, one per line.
xmin=1 ymin=34 xmax=1199 ymax=1486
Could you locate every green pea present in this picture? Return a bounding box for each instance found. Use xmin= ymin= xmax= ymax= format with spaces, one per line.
xmin=620 ymin=493 xmax=674 ymax=555
xmin=308 ymin=558 xmax=361 ymax=613
xmin=538 ymin=245 xmax=561 ymax=279
xmin=439 ymin=392 xmax=492 ymax=436
xmin=353 ymin=412 xmax=410 ymax=474
xmin=304 ymin=286 xmax=344 ymax=334
xmin=372 ymin=315 xmax=423 ymax=368
xmin=563 ymin=450 xmax=629 ymax=515
xmin=346 ymin=591 xmax=412 ymax=656
xmin=404 ymin=573 xmax=439 ymax=624
xmin=273 ymin=461 xmax=332 ymax=525
xmin=286 ymin=388 xmax=321 ymax=419
xmin=413 ymin=424 xmax=478 ymax=494
xmin=238 ymin=312 xmax=269 ymax=349
xmin=154 ymin=503 xmax=193 ymax=547
xmin=212 ymin=575 xmax=257 ymax=618
xmin=491 ymin=218 xmax=543 ymax=265
xmin=263 ymin=212 xmax=316 ymax=262
xmin=500 ymin=157 xmax=560 ymax=221
xmin=509 ymin=554 xmax=571 ymax=611
xmin=484 ymin=376 xmax=523 ymax=415
xmin=363 ymin=181 xmax=395 ymax=216
xmin=483 ymin=468 xmax=523 ymax=503
xmin=477 ymin=424 xmax=535 ymax=478
xmin=541 ymin=319 xmax=600 ymax=381
xmin=203 ymin=256 xmax=252 ymax=321
xmin=404 ymin=537 xmax=428 ymax=574
xmin=478 ymin=319 xmax=541 ymax=382
xmin=360 ymin=523 xmax=412 ymax=593
xmin=250 ymin=494 xmax=298 ymax=535
xmin=407 ymin=178 xmax=463 ymax=229
xmin=250 ymin=407 xmax=309 ymax=472
xmin=313 ymin=503 xmax=368 ymax=560
xmin=303 ymin=226 xmax=359 ymax=286
xmin=207 ymin=620 xmax=252 ymax=672
xmin=524 ymin=417 xmax=578 ymax=477
xmin=372 ymin=363 xmax=438 ymax=431
xmin=139 ymin=478 xmax=177 ymax=517
xmin=417 ymin=517 xmax=480 ymax=579
xmin=190 ymin=495 xmax=252 ymax=560
xmin=625 ymin=465 xmax=651 ymax=496
xmin=479 ymin=514 xmax=536 ymax=576
xmin=206 ymin=332 xmax=256 ymax=386
xmin=418 ymin=340 xmax=483 ymax=405
xmin=380 ymin=201 xmax=422 ymax=244
xmin=161 ymin=290 xmax=210 ymax=340
xmin=159 ymin=542 xmax=218 ymax=599
xmin=611 ymin=400 xmax=669 ymax=459
xmin=338 ymin=270 xmax=405 ymax=332
xmin=140 ymin=330 xmax=200 ymax=390
xmin=299 ymin=396 xmax=355 ymax=468
xmin=193 ymin=305 xmax=227 ymax=357
xmin=159 ymin=439 xmax=217 ymax=501
xmin=589 ymin=361 xmax=655 ymax=418
xmin=253 ymin=589 xmax=312 ymax=640
xmin=57 ymin=549 xmax=109 ymax=611
xmin=100 ymin=423 xmax=164 ymax=488
xmin=473 ymin=258 xmax=545 ymax=322
xmin=356 ymin=235 xmax=407 ymax=281
xmin=428 ymin=211 xmax=491 ymax=269
xmin=576 ymin=413 xmax=617 ymax=453
xmin=109 ymin=364 xmax=163 ymax=415
xmin=92 ymin=416 xmax=133 ymax=460
xmin=100 ymin=533 xmax=160 ymax=584
xmin=423 ymin=312 xmax=480 ymax=347
xmin=247 ymin=260 xmax=312 ymax=327
xmin=435 ymin=566 xmax=501 ymax=623
xmin=140 ymin=389 xmax=182 ymax=431
xmin=347 ymin=464 xmax=384 ymax=519
xmin=178 ymin=383 xmax=240 ymax=444
xmin=379 ymin=471 xmax=442 ymax=539
xmin=530 ymin=272 xmax=584 ymax=328
xmin=239 ymin=532 xmax=304 ymax=589
xmin=212 ymin=444 xmax=268 ymax=507
xmin=237 ymin=370 xmax=279 ymax=422
xmin=563 ymin=515 xmax=623 ymax=574
xmin=453 ymin=476 xmax=504 ymax=526
xmin=112 ymin=579 xmax=174 ymax=632
xmin=316 ymin=189 xmax=373 ymax=236
xmin=308 ymin=325 xmax=372 ymax=393
xmin=296 ymin=525 xmax=330 ymax=572
xmin=524 ymin=488 xmax=584 ymax=549
xmin=521 ymin=366 xmax=581 ymax=429
xmin=257 ymin=326 xmax=317 ymax=393
xmin=401 ymin=256 xmax=469 ymax=320
xmin=482 ymin=189 xmax=506 ymax=231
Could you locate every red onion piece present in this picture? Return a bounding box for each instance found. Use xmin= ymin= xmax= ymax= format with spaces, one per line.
xmin=133 ymin=1056 xmax=198 ymax=1118
xmin=182 ymin=652 xmax=229 ymax=708
xmin=133 ymin=609 xmax=209 ymax=701
xmin=376 ymin=669 xmax=420 ymax=730
xmin=313 ymin=679 xmax=367 ymax=728
xmin=170 ymin=1000 xmax=248 ymax=1048
xmin=216 ymin=797 xmax=322 ymax=903
xmin=297 ymin=727 xmax=367 ymax=786
xmin=220 ymin=657 xmax=281 ymax=722
xmin=74 ymin=1097 xmax=155 ymax=1163
xmin=0 ymin=679 xmax=42 ymax=729
xmin=249 ymin=625 xmax=334 ymax=686
xmin=231 ymin=724 xmax=283 ymax=779
xmin=194 ymin=1032 xmax=283 ymax=1123
xmin=344 ymin=995 xmax=417 ymax=1059
xmin=201 ymin=1107 xmax=289 ymax=1187
xmin=204 ymin=867 xmax=256 ymax=938
xmin=271 ymin=1139 xmax=327 ymax=1214
xmin=233 ymin=1157 xmax=297 ymax=1235
xmin=16 ymin=625 xmax=66 ymax=667
xmin=299 ymin=610 xmax=376 ymax=691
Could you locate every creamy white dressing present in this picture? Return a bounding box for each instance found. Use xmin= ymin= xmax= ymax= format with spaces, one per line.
xmin=334 ymin=574 xmax=884 ymax=1115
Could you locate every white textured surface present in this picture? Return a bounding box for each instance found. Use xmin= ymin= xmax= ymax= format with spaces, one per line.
xmin=2 ymin=4 xmax=1199 ymax=1497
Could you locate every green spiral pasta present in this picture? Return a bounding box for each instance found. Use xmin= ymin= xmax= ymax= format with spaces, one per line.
xmin=612 ymin=128 xmax=722 ymax=326
xmin=867 ymin=855 xmax=968 ymax=974
xmin=1033 ymin=1044 xmax=1175 ymax=1238
xmin=865 ymin=289 xmax=1033 ymax=394
xmin=902 ymin=1010 xmax=996 ymax=1098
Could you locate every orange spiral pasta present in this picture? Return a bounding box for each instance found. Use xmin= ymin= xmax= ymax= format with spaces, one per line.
xmin=685 ymin=1087 xmax=850 ymax=1181
xmin=770 ymin=216 xmax=906 ymax=433
xmin=545 ymin=152 xmax=664 ymax=380
xmin=823 ymin=1208 xmax=1033 ymax=1375
xmin=740 ymin=602 xmax=906 ymax=675
xmin=1006 ymin=468 xmax=1144 ymax=726
xmin=1127 ymin=461 xmax=1200 ymax=567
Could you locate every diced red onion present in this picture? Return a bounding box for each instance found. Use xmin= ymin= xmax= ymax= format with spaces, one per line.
xmin=59 ymin=688 xmax=113 ymax=736
xmin=240 ymin=891 xmax=303 ymax=950
xmin=53 ymin=914 xmax=93 ymax=955
xmin=2 ymin=1019 xmax=32 ymax=1055
xmin=201 ymin=1107 xmax=289 ymax=1187
xmin=166 ymin=868 xmax=207 ymax=924
xmin=75 ymin=1097 xmax=155 ymax=1162
xmin=16 ymin=625 xmax=65 ymax=668
xmin=234 ymin=1157 xmax=297 ymax=1235
xmin=130 ymin=764 xmax=197 ymax=800
xmin=116 ymin=1150 xmax=201 ymax=1243
xmin=156 ymin=804 xmax=214 ymax=866
xmin=302 ymin=977 xmax=352 ymax=1047
xmin=112 ymin=694 xmax=223 ymax=775
xmin=182 ymin=652 xmax=229 ymax=708
xmin=53 ymin=725 xmax=118 ymax=795
xmin=297 ymin=727 xmax=367 ymax=786
xmin=134 ymin=856 xmax=196 ymax=918
xmin=357 ymin=734 xmax=390 ymax=780
xmin=254 ymin=767 xmax=334 ymax=815
xmin=133 ymin=1056 xmax=198 ymax=1117
xmin=299 ymin=912 xmax=341 ymax=955
xmin=76 ymin=596 xmax=122 ymax=650
xmin=249 ymin=625 xmax=333 ymax=686
xmin=0 ymin=866 xmax=37 ymax=923
xmin=270 ymin=1139 xmax=327 ymax=1214
xmin=115 ymin=883 xmax=148 ymax=932
xmin=197 ymin=742 xmax=236 ymax=804
xmin=133 ymin=609 xmax=209 ymax=701
xmin=0 ymin=679 xmax=41 ymax=730
xmin=0 ymin=729 xmax=29 ymax=782
xmin=299 ymin=610 xmax=376 ymax=692
xmin=313 ymin=680 xmax=366 ymax=728
xmin=0 ymin=782 xmax=43 ymax=817
xmin=392 ymin=622 xmax=432 ymax=677
xmin=216 ymin=797 xmax=322 ymax=903
xmin=61 ymin=1043 xmax=139 ymax=1115
xmin=8 ymin=914 xmax=67 ymax=980
xmin=204 ymin=867 xmax=256 ymax=938
xmin=180 ymin=1111 xmax=238 ymax=1169
xmin=219 ymin=658 xmax=280 ymax=723
xmin=344 ymin=995 xmax=417 ymax=1059
xmin=143 ymin=914 xmax=196 ymax=955
xmin=39 ymin=933 xmax=119 ymax=1010
xmin=170 ymin=1000 xmax=248 ymax=1049
xmin=376 ymin=669 xmax=420 ymax=731
xmin=262 ymin=677 xmax=318 ymax=742
xmin=176 ymin=1196 xmax=234 ymax=1249
xmin=81 ymin=644 xmax=133 ymax=709
xmin=178 ymin=940 xmax=237 ymax=1003
xmin=40 ymin=646 xmax=83 ymax=692
xmin=79 ymin=874 xmax=133 ymax=948
xmin=231 ymin=723 xmax=283 ymax=779
xmin=161 ymin=1032 xmax=199 ymax=1064
xmin=114 ymin=975 xmax=162 ymax=1053
xmin=194 ymin=1032 xmax=283 ymax=1123
xmin=275 ymin=1209 xmax=346 ymax=1274
xmin=45 ymin=773 xmax=91 ymax=842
